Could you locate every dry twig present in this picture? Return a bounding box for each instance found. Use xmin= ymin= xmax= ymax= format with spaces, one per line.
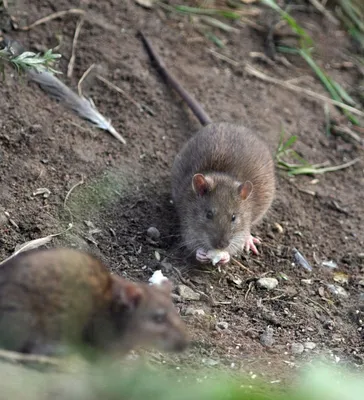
xmin=96 ymin=75 xmax=154 ymax=115
xmin=78 ymin=63 xmax=96 ymax=97
xmin=231 ymin=257 xmax=254 ymax=275
xmin=207 ymin=48 xmax=239 ymax=67
xmin=308 ymin=0 xmax=339 ymax=25
xmin=67 ymin=17 xmax=85 ymax=78
xmin=20 ymin=9 xmax=85 ymax=31
xmin=64 ymin=175 xmax=85 ymax=209
xmin=0 ymin=349 xmax=60 ymax=369
xmin=245 ymin=64 xmax=364 ymax=118
xmin=332 ymin=125 xmax=364 ymax=148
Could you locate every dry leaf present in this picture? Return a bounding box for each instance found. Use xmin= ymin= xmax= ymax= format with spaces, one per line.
xmin=333 ymin=272 xmax=349 ymax=285
xmin=33 ymin=188 xmax=51 ymax=198
xmin=0 ymin=223 xmax=73 ymax=266
xmin=0 ymin=236 xmax=53 ymax=266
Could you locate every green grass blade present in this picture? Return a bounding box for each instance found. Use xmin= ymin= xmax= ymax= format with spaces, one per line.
xmin=339 ymin=0 xmax=364 ymax=33
xmin=205 ymin=32 xmax=225 ymax=48
xmin=200 ymin=16 xmax=239 ymax=32
xmin=331 ymin=81 xmax=357 ymax=106
xmin=173 ymin=5 xmax=241 ymax=20
xmin=280 ymin=135 xmax=298 ymax=152
xmin=260 ymin=0 xmax=313 ymax=48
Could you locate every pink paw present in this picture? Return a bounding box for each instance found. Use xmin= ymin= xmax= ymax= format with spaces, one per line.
xmin=196 ymin=248 xmax=211 ymax=263
xmin=244 ymin=235 xmax=261 ymax=255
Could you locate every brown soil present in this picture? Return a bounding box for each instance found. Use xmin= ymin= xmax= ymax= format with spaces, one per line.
xmin=0 ymin=0 xmax=364 ymax=386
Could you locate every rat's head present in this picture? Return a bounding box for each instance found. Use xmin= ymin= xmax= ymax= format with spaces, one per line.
xmin=110 ymin=277 xmax=189 ymax=353
xmin=182 ymin=173 xmax=253 ymax=255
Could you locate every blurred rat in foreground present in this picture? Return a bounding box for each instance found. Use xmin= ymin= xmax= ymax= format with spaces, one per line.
xmin=0 ymin=248 xmax=189 ymax=357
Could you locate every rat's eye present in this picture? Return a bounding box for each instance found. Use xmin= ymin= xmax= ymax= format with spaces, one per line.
xmin=206 ymin=210 xmax=213 ymax=220
xmin=231 ymin=214 xmax=236 ymax=222
xmin=152 ymin=309 xmax=167 ymax=324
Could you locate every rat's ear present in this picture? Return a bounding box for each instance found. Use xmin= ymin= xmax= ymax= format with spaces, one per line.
xmin=112 ymin=277 xmax=144 ymax=310
xmin=192 ymin=174 xmax=213 ymax=196
xmin=238 ymin=181 xmax=253 ymax=201
xmin=124 ymin=283 xmax=144 ymax=309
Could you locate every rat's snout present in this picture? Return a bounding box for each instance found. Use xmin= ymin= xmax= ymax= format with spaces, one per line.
xmin=212 ymin=235 xmax=230 ymax=250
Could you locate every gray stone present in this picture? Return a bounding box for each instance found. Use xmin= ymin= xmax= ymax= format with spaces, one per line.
xmin=260 ymin=327 xmax=275 ymax=347
xmin=326 ymin=284 xmax=349 ymax=298
xmin=177 ymin=285 xmax=201 ymax=301
xmin=147 ymin=226 xmax=160 ymax=240
xmin=291 ymin=342 xmax=304 ymax=355
xmin=304 ymin=342 xmax=316 ymax=350
xmin=216 ymin=321 xmax=229 ymax=330
xmin=257 ymin=277 xmax=278 ymax=290
xmin=185 ymin=307 xmax=205 ymax=316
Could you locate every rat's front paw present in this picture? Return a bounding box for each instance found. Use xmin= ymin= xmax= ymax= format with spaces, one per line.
xmin=244 ymin=235 xmax=261 ymax=255
xmin=196 ymin=248 xmax=211 ymax=263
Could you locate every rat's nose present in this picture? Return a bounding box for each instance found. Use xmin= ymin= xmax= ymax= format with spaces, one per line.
xmin=215 ymin=238 xmax=229 ymax=249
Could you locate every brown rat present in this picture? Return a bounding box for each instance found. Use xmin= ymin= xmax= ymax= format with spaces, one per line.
xmin=141 ymin=33 xmax=275 ymax=264
xmin=0 ymin=248 xmax=188 ymax=357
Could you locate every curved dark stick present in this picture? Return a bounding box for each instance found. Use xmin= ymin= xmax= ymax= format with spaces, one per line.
xmin=140 ymin=31 xmax=212 ymax=127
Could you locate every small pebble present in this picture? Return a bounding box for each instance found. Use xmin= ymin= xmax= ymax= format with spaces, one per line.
xmin=257 ymin=277 xmax=278 ymax=290
xmin=185 ymin=307 xmax=205 ymax=316
xmin=291 ymin=343 xmax=304 ymax=355
xmin=304 ymin=342 xmax=316 ymax=350
xmin=216 ymin=321 xmax=229 ymax=330
xmin=203 ymin=358 xmax=219 ymax=367
xmin=322 ymin=260 xmax=338 ymax=269
xmin=161 ymin=259 xmax=173 ymax=272
xmin=177 ymin=285 xmax=201 ymax=301
xmin=147 ymin=226 xmax=160 ymax=240
xmin=324 ymin=320 xmax=335 ymax=330
xmin=326 ymin=284 xmax=349 ymax=298
xmin=273 ymin=222 xmax=284 ymax=234
xmin=260 ymin=326 xmax=275 ymax=347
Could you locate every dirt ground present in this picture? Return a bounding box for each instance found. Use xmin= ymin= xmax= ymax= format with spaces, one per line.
xmin=0 ymin=0 xmax=363 ymax=386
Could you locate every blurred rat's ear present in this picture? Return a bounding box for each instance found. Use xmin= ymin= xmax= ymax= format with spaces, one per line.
xmin=112 ymin=277 xmax=144 ymax=311
xmin=192 ymin=174 xmax=213 ymax=196
xmin=238 ymin=181 xmax=253 ymax=201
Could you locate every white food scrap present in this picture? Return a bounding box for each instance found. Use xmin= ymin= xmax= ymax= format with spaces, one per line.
xmin=206 ymin=250 xmax=229 ymax=266
xmin=149 ymin=270 xmax=169 ymax=286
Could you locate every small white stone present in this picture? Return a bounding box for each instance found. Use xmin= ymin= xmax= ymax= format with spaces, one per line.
xmin=185 ymin=308 xmax=205 ymax=316
xmin=304 ymin=342 xmax=316 ymax=350
xmin=257 ymin=277 xmax=278 ymax=290
xmin=291 ymin=343 xmax=304 ymax=354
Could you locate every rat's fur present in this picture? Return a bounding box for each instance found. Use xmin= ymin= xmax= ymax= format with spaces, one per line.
xmin=0 ymin=248 xmax=188 ymax=357
xmin=172 ymin=123 xmax=275 ymax=257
